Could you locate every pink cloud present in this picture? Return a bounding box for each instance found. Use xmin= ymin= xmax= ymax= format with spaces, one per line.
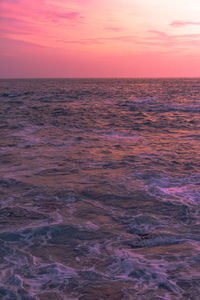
xmin=54 ymin=11 xmax=81 ymax=20
xmin=105 ymin=26 xmax=121 ymax=32
xmin=61 ymin=35 xmax=138 ymax=45
xmin=0 ymin=0 xmax=84 ymax=48
xmin=1 ymin=0 xmax=83 ymax=23
xmin=149 ymin=29 xmax=200 ymax=40
xmin=148 ymin=30 xmax=169 ymax=39
xmin=171 ymin=20 xmax=200 ymax=27
xmin=43 ymin=10 xmax=83 ymax=23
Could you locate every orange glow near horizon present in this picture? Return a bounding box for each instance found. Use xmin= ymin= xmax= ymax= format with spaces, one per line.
xmin=1 ymin=0 xmax=200 ymax=78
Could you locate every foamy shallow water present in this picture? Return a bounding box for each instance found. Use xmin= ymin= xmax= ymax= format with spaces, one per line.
xmin=0 ymin=78 xmax=200 ymax=299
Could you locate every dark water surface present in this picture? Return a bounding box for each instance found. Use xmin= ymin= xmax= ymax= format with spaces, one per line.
xmin=0 ymin=78 xmax=200 ymax=299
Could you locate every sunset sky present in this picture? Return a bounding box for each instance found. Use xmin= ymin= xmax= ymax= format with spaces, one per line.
xmin=1 ymin=0 xmax=200 ymax=78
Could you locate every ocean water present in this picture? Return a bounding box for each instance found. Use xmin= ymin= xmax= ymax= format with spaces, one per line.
xmin=0 ymin=78 xmax=200 ymax=299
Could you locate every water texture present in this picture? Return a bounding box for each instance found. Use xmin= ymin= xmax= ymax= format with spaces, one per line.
xmin=0 ymin=78 xmax=200 ymax=299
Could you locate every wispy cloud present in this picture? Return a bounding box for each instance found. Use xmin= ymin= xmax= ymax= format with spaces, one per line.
xmin=171 ymin=20 xmax=200 ymax=27
xmin=53 ymin=11 xmax=81 ymax=20
xmin=53 ymin=28 xmax=200 ymax=49
xmin=149 ymin=29 xmax=200 ymax=40
xmin=1 ymin=0 xmax=84 ymax=24
xmin=0 ymin=0 xmax=85 ymax=48
xmin=43 ymin=10 xmax=83 ymax=23
xmin=62 ymin=35 xmax=138 ymax=45
xmin=105 ymin=26 xmax=121 ymax=32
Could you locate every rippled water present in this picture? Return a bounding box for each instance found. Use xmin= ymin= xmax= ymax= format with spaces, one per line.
xmin=0 ymin=78 xmax=200 ymax=299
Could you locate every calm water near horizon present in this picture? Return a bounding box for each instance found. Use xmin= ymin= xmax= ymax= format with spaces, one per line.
xmin=0 ymin=78 xmax=200 ymax=299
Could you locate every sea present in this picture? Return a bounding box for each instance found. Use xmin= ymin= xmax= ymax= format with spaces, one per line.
xmin=0 ymin=78 xmax=200 ymax=299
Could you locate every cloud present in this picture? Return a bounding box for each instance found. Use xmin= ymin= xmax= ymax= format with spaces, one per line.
xmin=148 ymin=30 xmax=168 ymax=38
xmin=149 ymin=29 xmax=200 ymax=40
xmin=0 ymin=16 xmax=43 ymax=38
xmin=1 ymin=0 xmax=84 ymax=23
xmin=0 ymin=36 xmax=50 ymax=49
xmin=144 ymin=29 xmax=200 ymax=49
xmin=105 ymin=26 xmax=121 ymax=32
xmin=57 ymin=28 xmax=200 ymax=50
xmin=171 ymin=20 xmax=200 ymax=27
xmin=0 ymin=0 xmax=84 ymax=47
xmin=62 ymin=35 xmax=138 ymax=45
xmin=1 ymin=0 xmax=20 ymax=2
xmin=43 ymin=10 xmax=83 ymax=22
xmin=54 ymin=11 xmax=81 ymax=20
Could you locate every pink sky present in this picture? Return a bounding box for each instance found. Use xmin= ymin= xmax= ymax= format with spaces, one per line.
xmin=1 ymin=0 xmax=200 ymax=78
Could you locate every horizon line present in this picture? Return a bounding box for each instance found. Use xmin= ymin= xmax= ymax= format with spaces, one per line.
xmin=1 ymin=76 xmax=200 ymax=80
